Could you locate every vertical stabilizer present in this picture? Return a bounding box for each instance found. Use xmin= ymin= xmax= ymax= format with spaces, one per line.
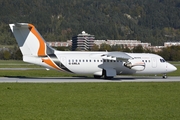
xmin=9 ymin=23 xmax=54 ymax=57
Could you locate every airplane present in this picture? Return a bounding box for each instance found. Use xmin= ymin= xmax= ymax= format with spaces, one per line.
xmin=9 ymin=23 xmax=177 ymax=79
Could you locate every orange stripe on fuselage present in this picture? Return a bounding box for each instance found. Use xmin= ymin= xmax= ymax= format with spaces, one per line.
xmin=42 ymin=58 xmax=61 ymax=70
xmin=28 ymin=24 xmax=46 ymax=56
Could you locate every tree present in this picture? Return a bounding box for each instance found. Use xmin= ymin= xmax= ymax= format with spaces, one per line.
xmin=3 ymin=50 xmax=11 ymax=60
xmin=99 ymin=43 xmax=111 ymax=51
xmin=132 ymin=45 xmax=144 ymax=53
xmin=158 ymin=46 xmax=180 ymax=61
xmin=122 ymin=45 xmax=131 ymax=52
xmin=90 ymin=44 xmax=99 ymax=51
xmin=13 ymin=49 xmax=22 ymax=60
xmin=111 ymin=45 xmax=123 ymax=51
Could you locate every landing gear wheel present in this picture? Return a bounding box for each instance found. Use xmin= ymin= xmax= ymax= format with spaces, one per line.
xmin=94 ymin=75 xmax=102 ymax=79
xmin=162 ymin=74 xmax=167 ymax=79
xmin=105 ymin=76 xmax=114 ymax=79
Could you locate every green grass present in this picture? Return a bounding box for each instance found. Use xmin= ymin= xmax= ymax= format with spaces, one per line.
xmin=0 ymin=69 xmax=77 ymax=77
xmin=169 ymin=61 xmax=180 ymax=64
xmin=0 ymin=60 xmax=43 ymax=68
xmin=0 ymin=83 xmax=180 ymax=120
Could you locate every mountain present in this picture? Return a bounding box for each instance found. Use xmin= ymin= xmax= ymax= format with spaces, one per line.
xmin=0 ymin=0 xmax=180 ymax=45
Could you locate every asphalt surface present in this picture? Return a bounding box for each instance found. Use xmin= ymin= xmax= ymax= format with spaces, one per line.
xmin=0 ymin=76 xmax=180 ymax=83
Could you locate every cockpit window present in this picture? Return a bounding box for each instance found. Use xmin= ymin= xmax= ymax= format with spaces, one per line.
xmin=160 ymin=59 xmax=166 ymax=63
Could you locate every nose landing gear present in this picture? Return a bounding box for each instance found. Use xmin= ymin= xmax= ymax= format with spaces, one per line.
xmin=162 ymin=74 xmax=167 ymax=79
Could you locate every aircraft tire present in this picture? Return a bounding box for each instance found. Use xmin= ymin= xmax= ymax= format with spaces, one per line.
xmin=162 ymin=75 xmax=167 ymax=79
xmin=94 ymin=75 xmax=102 ymax=79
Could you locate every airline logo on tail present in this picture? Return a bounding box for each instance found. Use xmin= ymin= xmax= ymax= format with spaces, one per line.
xmin=29 ymin=24 xmax=68 ymax=71
xmin=28 ymin=24 xmax=46 ymax=57
xmin=28 ymin=24 xmax=62 ymax=70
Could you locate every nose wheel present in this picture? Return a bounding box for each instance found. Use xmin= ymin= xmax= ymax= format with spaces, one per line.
xmin=162 ymin=74 xmax=167 ymax=79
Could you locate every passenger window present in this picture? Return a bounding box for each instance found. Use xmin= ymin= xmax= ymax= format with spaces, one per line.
xmin=97 ymin=60 xmax=99 ymax=62
xmin=89 ymin=60 xmax=91 ymax=62
xmin=79 ymin=60 xmax=81 ymax=62
xmin=86 ymin=60 xmax=88 ymax=62
xmin=94 ymin=60 xmax=96 ymax=62
xmin=83 ymin=60 xmax=84 ymax=62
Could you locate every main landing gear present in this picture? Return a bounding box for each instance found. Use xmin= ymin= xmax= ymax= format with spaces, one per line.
xmin=102 ymin=69 xmax=114 ymax=79
xmin=93 ymin=75 xmax=102 ymax=79
xmin=93 ymin=69 xmax=114 ymax=79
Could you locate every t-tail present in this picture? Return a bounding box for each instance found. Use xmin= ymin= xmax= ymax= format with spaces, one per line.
xmin=9 ymin=23 xmax=64 ymax=71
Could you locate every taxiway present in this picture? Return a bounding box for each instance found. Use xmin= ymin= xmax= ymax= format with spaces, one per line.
xmin=0 ymin=76 xmax=180 ymax=83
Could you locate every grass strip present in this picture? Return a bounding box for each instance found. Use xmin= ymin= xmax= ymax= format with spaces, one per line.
xmin=0 ymin=82 xmax=180 ymax=120
xmin=0 ymin=69 xmax=75 ymax=77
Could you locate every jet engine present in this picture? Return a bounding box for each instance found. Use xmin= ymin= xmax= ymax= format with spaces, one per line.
xmin=124 ymin=61 xmax=145 ymax=71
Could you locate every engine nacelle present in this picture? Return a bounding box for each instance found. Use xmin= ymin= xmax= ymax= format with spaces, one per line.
xmin=124 ymin=61 xmax=145 ymax=71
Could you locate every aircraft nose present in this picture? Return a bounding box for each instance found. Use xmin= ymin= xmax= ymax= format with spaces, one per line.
xmin=167 ymin=63 xmax=177 ymax=72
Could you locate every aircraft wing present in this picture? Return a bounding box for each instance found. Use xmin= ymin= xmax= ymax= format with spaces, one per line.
xmin=101 ymin=52 xmax=132 ymax=62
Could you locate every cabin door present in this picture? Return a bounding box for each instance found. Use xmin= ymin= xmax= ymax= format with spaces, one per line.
xmin=151 ymin=57 xmax=157 ymax=68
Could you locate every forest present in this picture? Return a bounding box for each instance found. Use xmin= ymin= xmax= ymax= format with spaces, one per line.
xmin=0 ymin=0 xmax=180 ymax=46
